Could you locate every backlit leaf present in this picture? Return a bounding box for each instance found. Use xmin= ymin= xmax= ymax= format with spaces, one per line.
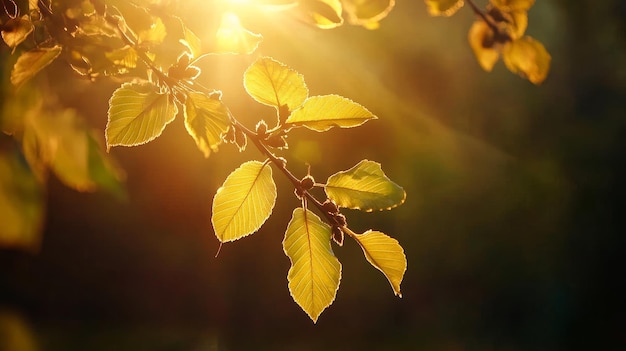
xmin=212 ymin=161 xmax=277 ymax=242
xmin=1 ymin=15 xmax=34 ymax=49
xmin=325 ymin=160 xmax=405 ymax=211
xmin=183 ymin=92 xmax=231 ymax=158
xmin=503 ymin=36 xmax=551 ymax=84
xmin=491 ymin=0 xmax=535 ymax=11
xmin=181 ymin=25 xmax=202 ymax=58
xmin=468 ymin=20 xmax=500 ymax=72
xmin=424 ymin=0 xmax=464 ymax=16
xmin=10 ymin=46 xmax=62 ymax=88
xmin=299 ymin=0 xmax=344 ymax=29
xmin=342 ymin=0 xmax=395 ymax=29
xmin=352 ymin=230 xmax=406 ymax=297
xmin=244 ymin=57 xmax=308 ymax=112
xmin=138 ymin=16 xmax=167 ymax=44
xmin=106 ymin=82 xmax=178 ymax=150
xmin=286 ymin=95 xmax=376 ymax=132
xmin=215 ymin=12 xmax=263 ymax=55
xmin=283 ymin=208 xmax=341 ymax=323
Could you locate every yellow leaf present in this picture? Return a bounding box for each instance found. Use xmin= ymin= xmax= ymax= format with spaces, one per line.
xmin=1 ymin=15 xmax=34 ymax=49
xmin=503 ymin=36 xmax=551 ymax=84
xmin=10 ymin=46 xmax=62 ymax=88
xmin=215 ymin=12 xmax=263 ymax=55
xmin=243 ymin=57 xmax=309 ymax=112
xmin=286 ymin=94 xmax=377 ymax=132
xmin=212 ymin=161 xmax=277 ymax=242
xmin=424 ymin=0 xmax=464 ymax=17
xmin=351 ymin=230 xmax=406 ymax=297
xmin=491 ymin=0 xmax=535 ymax=11
xmin=283 ymin=208 xmax=341 ymax=323
xmin=468 ymin=20 xmax=500 ymax=72
xmin=105 ymin=82 xmax=178 ymax=150
xmin=325 ymin=160 xmax=405 ymax=211
xmin=342 ymin=0 xmax=395 ymax=29
xmin=299 ymin=0 xmax=344 ymax=29
xmin=183 ymin=92 xmax=231 ymax=158
xmin=138 ymin=16 xmax=167 ymax=44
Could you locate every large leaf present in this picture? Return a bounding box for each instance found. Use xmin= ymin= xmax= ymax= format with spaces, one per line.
xmin=351 ymin=230 xmax=406 ymax=297
xmin=243 ymin=57 xmax=308 ymax=111
xmin=106 ymin=82 xmax=178 ymax=150
xmin=468 ymin=20 xmax=500 ymax=72
xmin=183 ymin=92 xmax=231 ymax=158
xmin=325 ymin=160 xmax=405 ymax=211
xmin=286 ymin=95 xmax=376 ymax=132
xmin=424 ymin=0 xmax=464 ymax=16
xmin=212 ymin=161 xmax=277 ymax=242
xmin=10 ymin=46 xmax=62 ymax=88
xmin=283 ymin=208 xmax=341 ymax=323
xmin=503 ymin=36 xmax=551 ymax=84
xmin=1 ymin=15 xmax=34 ymax=49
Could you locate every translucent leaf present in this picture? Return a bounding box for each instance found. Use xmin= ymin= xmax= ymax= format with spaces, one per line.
xmin=106 ymin=82 xmax=178 ymax=150
xmin=183 ymin=92 xmax=231 ymax=158
xmin=352 ymin=230 xmax=406 ymax=297
xmin=491 ymin=0 xmax=535 ymax=11
xmin=342 ymin=0 xmax=395 ymax=29
xmin=286 ymin=95 xmax=377 ymax=132
xmin=283 ymin=208 xmax=341 ymax=323
xmin=215 ymin=12 xmax=263 ymax=55
xmin=299 ymin=0 xmax=344 ymax=29
xmin=10 ymin=46 xmax=62 ymax=88
xmin=86 ymin=133 xmax=126 ymax=200
xmin=212 ymin=161 xmax=277 ymax=242
xmin=1 ymin=15 xmax=34 ymax=49
xmin=181 ymin=25 xmax=202 ymax=58
xmin=138 ymin=16 xmax=167 ymax=44
xmin=0 ymin=147 xmax=44 ymax=253
xmin=424 ymin=0 xmax=464 ymax=16
xmin=503 ymin=36 xmax=551 ymax=84
xmin=468 ymin=20 xmax=500 ymax=72
xmin=104 ymin=46 xmax=138 ymax=70
xmin=325 ymin=160 xmax=405 ymax=211
xmin=243 ymin=57 xmax=308 ymax=112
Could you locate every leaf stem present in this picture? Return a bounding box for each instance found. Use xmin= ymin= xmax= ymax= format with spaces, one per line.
xmin=466 ymin=0 xmax=500 ymax=34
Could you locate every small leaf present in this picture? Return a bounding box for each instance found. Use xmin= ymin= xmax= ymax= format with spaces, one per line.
xmin=424 ymin=0 xmax=464 ymax=16
xmin=299 ymin=0 xmax=344 ymax=29
xmin=244 ymin=57 xmax=309 ymax=112
xmin=468 ymin=20 xmax=500 ymax=72
xmin=286 ymin=95 xmax=376 ymax=132
xmin=183 ymin=92 xmax=231 ymax=158
xmin=325 ymin=160 xmax=405 ymax=211
xmin=215 ymin=12 xmax=263 ymax=55
xmin=181 ymin=25 xmax=202 ymax=58
xmin=10 ymin=46 xmax=62 ymax=88
xmin=1 ymin=15 xmax=34 ymax=49
xmin=106 ymin=82 xmax=178 ymax=150
xmin=212 ymin=161 xmax=277 ymax=242
xmin=503 ymin=36 xmax=551 ymax=84
xmin=138 ymin=16 xmax=167 ymax=44
xmin=342 ymin=0 xmax=395 ymax=29
xmin=491 ymin=0 xmax=535 ymax=11
xmin=283 ymin=208 xmax=341 ymax=323
xmin=351 ymin=230 xmax=406 ymax=297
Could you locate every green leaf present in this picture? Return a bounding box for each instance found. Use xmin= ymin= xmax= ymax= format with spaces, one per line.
xmin=183 ymin=92 xmax=231 ymax=158
xmin=503 ymin=36 xmax=551 ymax=84
xmin=286 ymin=95 xmax=376 ymax=132
xmin=283 ymin=208 xmax=341 ymax=323
xmin=468 ymin=20 xmax=500 ymax=72
xmin=243 ymin=57 xmax=309 ymax=112
xmin=106 ymin=82 xmax=178 ymax=150
xmin=1 ymin=15 xmax=34 ymax=49
xmin=214 ymin=12 xmax=263 ymax=55
xmin=10 ymin=46 xmax=62 ymax=88
xmin=299 ymin=0 xmax=344 ymax=29
xmin=351 ymin=230 xmax=406 ymax=297
xmin=325 ymin=160 xmax=405 ymax=211
xmin=212 ymin=161 xmax=277 ymax=242
xmin=424 ymin=0 xmax=464 ymax=16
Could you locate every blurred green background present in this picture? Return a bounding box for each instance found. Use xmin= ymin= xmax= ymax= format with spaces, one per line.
xmin=2 ymin=0 xmax=626 ymax=350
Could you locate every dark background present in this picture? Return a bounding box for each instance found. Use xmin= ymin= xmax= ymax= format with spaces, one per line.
xmin=1 ymin=1 xmax=626 ymax=350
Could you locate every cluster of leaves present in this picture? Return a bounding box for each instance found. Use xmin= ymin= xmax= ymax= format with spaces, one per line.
xmin=426 ymin=0 xmax=551 ymax=84
xmin=1 ymin=0 xmax=406 ymax=322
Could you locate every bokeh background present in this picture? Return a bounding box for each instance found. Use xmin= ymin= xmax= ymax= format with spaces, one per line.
xmin=2 ymin=0 xmax=626 ymax=350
